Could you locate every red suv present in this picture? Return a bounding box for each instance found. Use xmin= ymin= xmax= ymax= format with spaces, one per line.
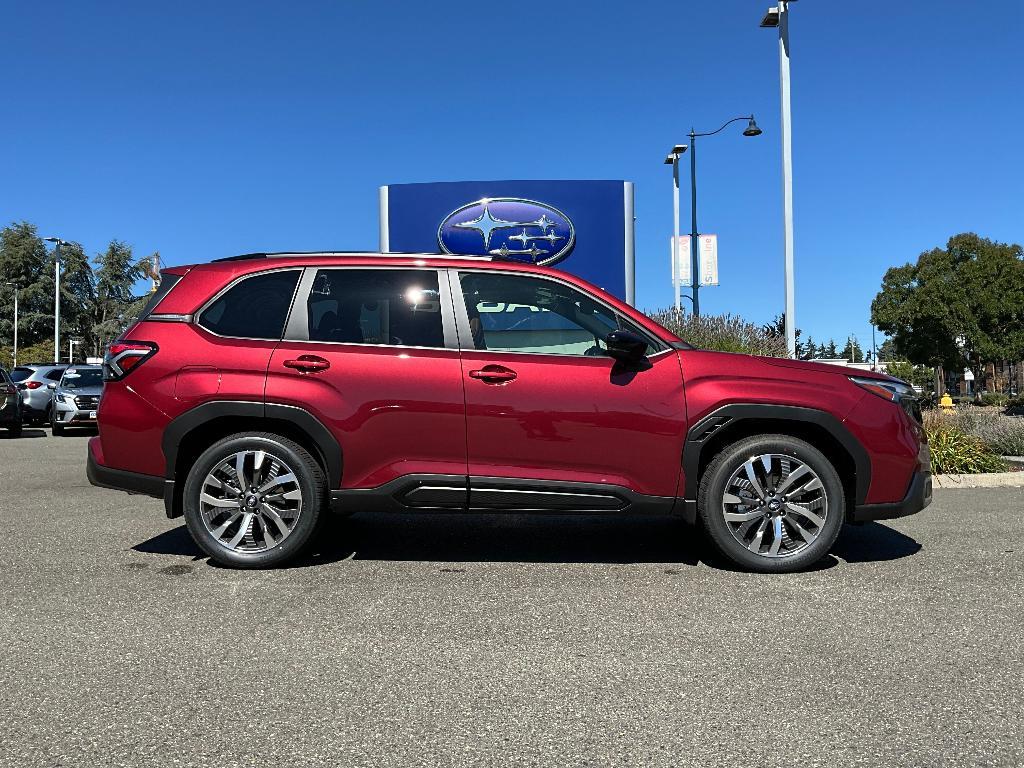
xmin=87 ymin=252 xmax=931 ymax=572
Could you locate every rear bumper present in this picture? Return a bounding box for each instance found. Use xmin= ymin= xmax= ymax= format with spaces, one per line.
xmin=86 ymin=439 xmax=164 ymax=498
xmin=852 ymin=469 xmax=933 ymax=522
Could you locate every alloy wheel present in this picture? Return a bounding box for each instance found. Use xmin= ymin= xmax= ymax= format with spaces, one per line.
xmin=199 ymin=450 xmax=303 ymax=554
xmin=722 ymin=453 xmax=829 ymax=559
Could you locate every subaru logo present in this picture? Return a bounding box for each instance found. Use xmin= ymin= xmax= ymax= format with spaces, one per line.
xmin=438 ymin=198 xmax=575 ymax=266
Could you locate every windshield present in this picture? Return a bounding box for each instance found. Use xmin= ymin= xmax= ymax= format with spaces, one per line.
xmin=61 ymin=368 xmax=103 ymax=388
xmin=10 ymin=367 xmax=33 ymax=382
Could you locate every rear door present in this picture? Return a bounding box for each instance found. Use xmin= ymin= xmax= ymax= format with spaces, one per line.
xmin=265 ymin=266 xmax=467 ymax=498
xmin=453 ymin=269 xmax=687 ymax=510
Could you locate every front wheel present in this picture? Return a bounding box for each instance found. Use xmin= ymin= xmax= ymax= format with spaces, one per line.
xmin=50 ymin=415 xmax=64 ymax=436
xmin=182 ymin=432 xmax=326 ymax=568
xmin=698 ymin=434 xmax=846 ymax=573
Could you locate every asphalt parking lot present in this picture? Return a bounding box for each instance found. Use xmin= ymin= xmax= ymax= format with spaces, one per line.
xmin=1 ymin=429 xmax=1022 ymax=768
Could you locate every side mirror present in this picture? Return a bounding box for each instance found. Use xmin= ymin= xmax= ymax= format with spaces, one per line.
xmin=604 ymin=329 xmax=648 ymax=363
xmin=47 ymin=383 xmax=57 ymax=390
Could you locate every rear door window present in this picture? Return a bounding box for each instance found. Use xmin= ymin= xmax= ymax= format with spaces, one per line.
xmin=301 ymin=269 xmax=444 ymax=348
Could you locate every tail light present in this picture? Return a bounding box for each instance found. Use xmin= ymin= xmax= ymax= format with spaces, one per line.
xmin=1 ymin=383 xmax=16 ymax=396
xmin=23 ymin=381 xmax=43 ymax=390
xmin=104 ymin=341 xmax=158 ymax=381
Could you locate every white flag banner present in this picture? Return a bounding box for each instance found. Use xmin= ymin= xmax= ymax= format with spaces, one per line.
xmin=699 ymin=234 xmax=719 ymax=286
xmin=671 ymin=235 xmax=692 ymax=287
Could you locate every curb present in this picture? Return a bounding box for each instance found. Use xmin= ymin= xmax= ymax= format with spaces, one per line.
xmin=933 ymin=471 xmax=1024 ymax=489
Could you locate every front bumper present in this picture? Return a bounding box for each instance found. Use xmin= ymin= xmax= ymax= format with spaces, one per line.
xmin=852 ymin=470 xmax=933 ymax=522
xmin=54 ymin=397 xmax=100 ymax=425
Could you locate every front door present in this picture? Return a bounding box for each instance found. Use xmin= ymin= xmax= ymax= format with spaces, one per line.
xmin=452 ymin=269 xmax=687 ymax=510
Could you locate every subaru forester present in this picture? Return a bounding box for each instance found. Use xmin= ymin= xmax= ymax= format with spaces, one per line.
xmin=87 ymin=252 xmax=931 ymax=571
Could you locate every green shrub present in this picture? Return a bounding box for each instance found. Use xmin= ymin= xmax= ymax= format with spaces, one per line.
xmin=978 ymin=392 xmax=1008 ymax=407
xmin=923 ymin=410 xmax=1010 ymax=473
xmin=646 ymin=310 xmax=788 ymax=357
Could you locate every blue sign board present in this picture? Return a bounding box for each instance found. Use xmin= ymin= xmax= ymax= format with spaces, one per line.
xmin=379 ymin=180 xmax=635 ymax=303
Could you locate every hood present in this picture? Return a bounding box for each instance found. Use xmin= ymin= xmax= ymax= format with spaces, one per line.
xmin=58 ymin=384 xmax=104 ymax=396
xmin=757 ymin=356 xmax=896 ymax=381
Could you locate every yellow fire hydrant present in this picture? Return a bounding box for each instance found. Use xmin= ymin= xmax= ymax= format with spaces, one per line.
xmin=939 ymin=393 xmax=954 ymax=411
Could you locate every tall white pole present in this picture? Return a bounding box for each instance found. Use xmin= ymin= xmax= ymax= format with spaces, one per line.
xmin=54 ymin=242 xmax=61 ymax=364
xmin=779 ymin=1 xmax=796 ymax=358
xmin=672 ymin=155 xmax=681 ymax=314
xmin=12 ymin=289 xmax=17 ymax=368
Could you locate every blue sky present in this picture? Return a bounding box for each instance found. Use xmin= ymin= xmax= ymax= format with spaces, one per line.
xmin=2 ymin=0 xmax=1021 ymax=347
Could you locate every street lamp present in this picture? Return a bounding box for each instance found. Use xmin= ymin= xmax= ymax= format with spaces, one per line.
xmin=761 ymin=0 xmax=797 ymax=357
xmin=664 ymin=144 xmax=688 ymax=314
xmin=44 ymin=237 xmax=69 ymax=363
xmin=68 ymin=339 xmax=80 ymax=364
xmin=4 ymin=282 xmax=18 ymax=367
xmin=669 ymin=115 xmax=761 ymax=317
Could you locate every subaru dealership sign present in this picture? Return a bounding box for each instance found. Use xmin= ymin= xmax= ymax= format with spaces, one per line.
xmin=379 ymin=180 xmax=636 ymax=303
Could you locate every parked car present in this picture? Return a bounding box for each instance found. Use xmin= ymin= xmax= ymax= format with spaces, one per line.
xmin=50 ymin=365 xmax=103 ymax=435
xmin=88 ymin=252 xmax=931 ymax=572
xmin=10 ymin=363 xmax=68 ymax=424
xmin=0 ymin=368 xmax=23 ymax=437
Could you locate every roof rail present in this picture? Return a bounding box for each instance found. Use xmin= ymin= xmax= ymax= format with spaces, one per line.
xmin=211 ymin=251 xmax=497 ymax=263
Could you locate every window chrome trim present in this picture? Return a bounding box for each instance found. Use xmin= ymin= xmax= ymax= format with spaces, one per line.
xmin=450 ymin=267 xmax=667 ymax=358
xmin=146 ymin=313 xmax=193 ymax=323
xmin=194 ymin=267 xmax=304 ymax=342
xmin=283 ymin=265 xmax=457 ymax=351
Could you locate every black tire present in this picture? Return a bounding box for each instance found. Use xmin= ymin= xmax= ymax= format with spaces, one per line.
xmin=51 ymin=418 xmax=64 ymax=436
xmin=697 ymin=434 xmax=845 ymax=573
xmin=183 ymin=432 xmax=326 ymax=569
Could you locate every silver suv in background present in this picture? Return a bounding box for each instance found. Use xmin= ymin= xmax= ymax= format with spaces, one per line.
xmin=10 ymin=364 xmax=68 ymax=425
xmin=50 ymin=366 xmax=103 ymax=435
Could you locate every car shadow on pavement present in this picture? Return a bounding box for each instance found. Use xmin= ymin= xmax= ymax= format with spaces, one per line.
xmin=832 ymin=521 xmax=922 ymax=562
xmin=132 ymin=514 xmax=922 ymax=570
xmin=0 ymin=428 xmax=48 ymax=439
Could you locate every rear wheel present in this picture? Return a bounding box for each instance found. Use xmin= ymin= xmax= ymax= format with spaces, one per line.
xmin=698 ymin=434 xmax=845 ymax=573
xmin=183 ymin=432 xmax=326 ymax=568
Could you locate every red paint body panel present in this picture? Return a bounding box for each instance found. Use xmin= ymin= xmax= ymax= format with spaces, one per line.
xmin=460 ymin=350 xmax=686 ymax=497
xmin=266 ymin=342 xmax=468 ymax=487
xmin=93 ymin=253 xmax=925 ymax=513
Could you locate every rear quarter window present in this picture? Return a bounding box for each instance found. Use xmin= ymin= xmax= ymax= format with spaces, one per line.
xmin=198 ymin=270 xmax=301 ymax=340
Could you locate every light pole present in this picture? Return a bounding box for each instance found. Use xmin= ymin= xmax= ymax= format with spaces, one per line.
xmin=4 ymin=282 xmax=17 ymax=367
xmin=761 ymin=1 xmax=797 ymax=357
xmin=664 ymin=144 xmax=688 ymax=314
xmin=68 ymin=339 xmax=80 ymax=364
xmin=44 ymin=237 xmax=68 ymax=363
xmin=679 ymin=116 xmax=761 ymax=316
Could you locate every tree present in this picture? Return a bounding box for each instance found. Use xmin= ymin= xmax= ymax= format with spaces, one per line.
xmin=825 ymin=340 xmax=839 ymax=358
xmin=841 ymin=337 xmax=865 ymax=363
xmin=871 ymin=233 xmax=1024 ymax=369
xmin=876 ymin=338 xmax=897 ymax=362
xmin=801 ymin=335 xmax=816 ymax=361
xmin=762 ymin=313 xmax=803 ymax=357
xmin=92 ymin=240 xmax=147 ymax=349
xmin=0 ymin=222 xmax=53 ymax=357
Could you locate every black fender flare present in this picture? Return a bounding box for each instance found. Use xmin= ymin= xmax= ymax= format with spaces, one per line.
xmin=682 ymin=403 xmax=870 ymax=507
xmin=161 ymin=400 xmax=342 ymax=487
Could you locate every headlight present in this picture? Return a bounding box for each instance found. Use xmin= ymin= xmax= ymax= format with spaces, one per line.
xmin=849 ymin=375 xmax=915 ymax=402
xmin=54 ymin=392 xmax=68 ymax=404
